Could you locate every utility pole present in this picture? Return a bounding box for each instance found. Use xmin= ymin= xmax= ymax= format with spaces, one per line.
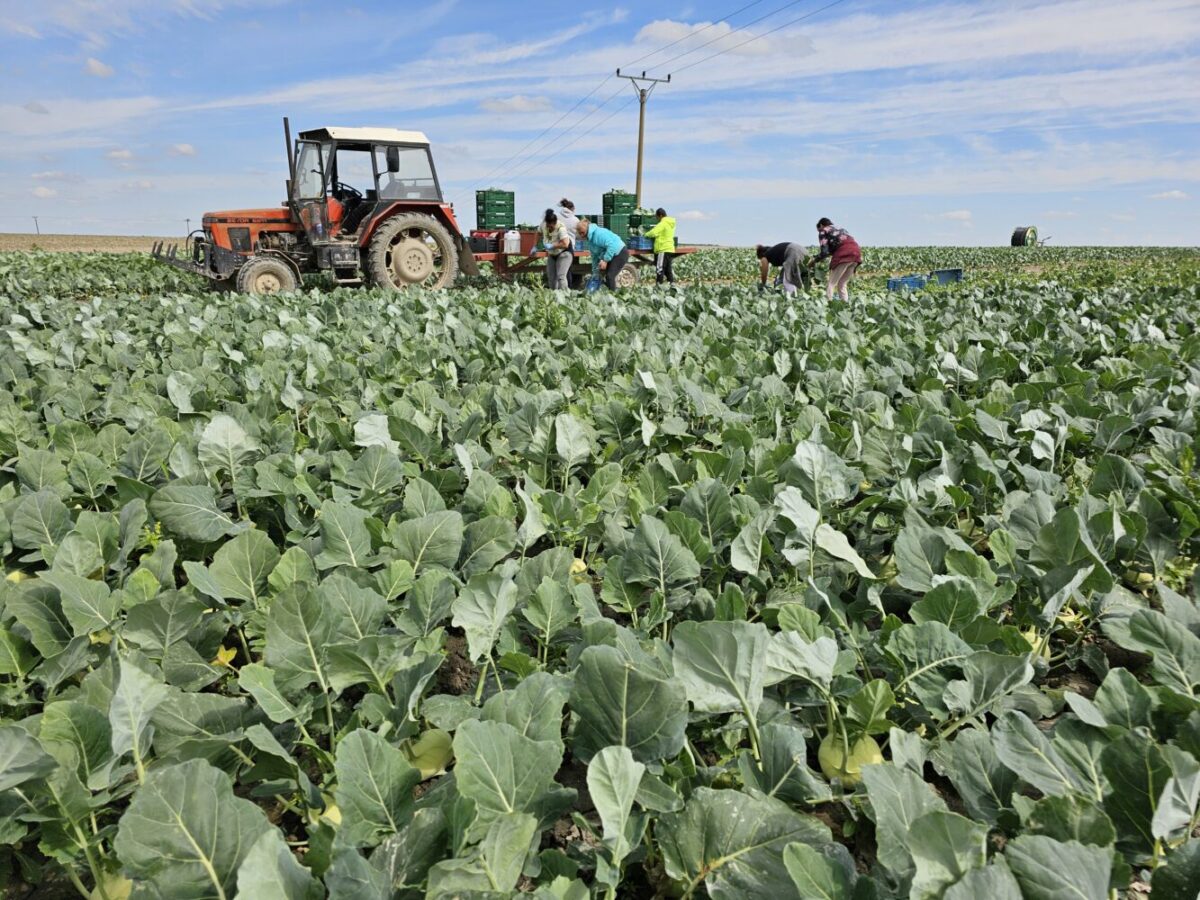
xmin=186 ymin=218 xmax=191 ymax=236
xmin=616 ymin=69 xmax=670 ymax=208
xmin=32 ymin=216 xmax=40 ymax=235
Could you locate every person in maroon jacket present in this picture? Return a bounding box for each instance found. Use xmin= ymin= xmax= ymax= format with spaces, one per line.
xmin=814 ymin=217 xmax=863 ymax=301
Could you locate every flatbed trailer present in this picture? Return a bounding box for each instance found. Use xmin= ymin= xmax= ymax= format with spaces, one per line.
xmin=470 ymin=234 xmax=699 ymax=288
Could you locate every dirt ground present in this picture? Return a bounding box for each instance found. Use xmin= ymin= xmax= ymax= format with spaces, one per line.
xmin=0 ymin=233 xmax=176 ymax=253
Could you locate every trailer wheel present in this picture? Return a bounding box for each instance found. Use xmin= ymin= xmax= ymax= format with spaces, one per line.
xmin=236 ymin=256 xmax=297 ymax=294
xmin=367 ymin=213 xmax=459 ymax=290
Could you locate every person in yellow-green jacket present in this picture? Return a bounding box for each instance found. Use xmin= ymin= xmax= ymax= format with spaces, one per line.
xmin=643 ymin=208 xmax=677 ymax=284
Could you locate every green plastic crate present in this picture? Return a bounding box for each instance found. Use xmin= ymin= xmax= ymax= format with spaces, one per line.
xmin=477 ymin=212 xmax=516 ymax=230
xmin=602 ymin=190 xmax=636 ymax=214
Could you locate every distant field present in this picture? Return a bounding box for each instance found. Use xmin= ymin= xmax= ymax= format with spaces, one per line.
xmin=0 ymin=233 xmax=174 ymax=252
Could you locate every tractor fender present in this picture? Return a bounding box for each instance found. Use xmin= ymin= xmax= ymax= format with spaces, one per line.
xmin=244 ymin=249 xmax=303 ymax=283
xmin=358 ymin=203 xmax=460 ymax=248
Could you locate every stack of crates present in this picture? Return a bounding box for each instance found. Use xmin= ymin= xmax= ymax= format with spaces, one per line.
xmin=602 ymin=190 xmax=636 ymax=240
xmin=476 ymin=189 xmax=515 ymax=230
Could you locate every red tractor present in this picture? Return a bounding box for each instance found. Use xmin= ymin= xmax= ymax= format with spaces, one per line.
xmin=153 ymin=119 xmax=478 ymax=292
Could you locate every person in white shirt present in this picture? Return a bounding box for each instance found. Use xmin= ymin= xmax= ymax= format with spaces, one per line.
xmin=556 ymin=198 xmax=580 ymax=235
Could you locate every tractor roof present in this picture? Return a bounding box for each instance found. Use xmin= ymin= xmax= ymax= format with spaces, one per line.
xmin=298 ymin=126 xmax=430 ymax=146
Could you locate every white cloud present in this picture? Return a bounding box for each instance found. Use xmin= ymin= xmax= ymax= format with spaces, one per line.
xmin=938 ymin=210 xmax=973 ymax=222
xmin=3 ymin=21 xmax=41 ymax=37
xmin=85 ymin=57 xmax=114 ymax=77
xmin=480 ymin=95 xmax=552 ymax=114
xmin=633 ymin=19 xmax=800 ymax=58
xmin=1110 ymin=212 xmax=1136 ymax=221
xmin=23 ymin=101 xmax=50 ymax=114
xmin=677 ymin=209 xmax=715 ymax=220
xmin=123 ymin=180 xmax=154 ymax=191
xmin=168 ymin=142 xmax=196 ymax=156
xmin=106 ymin=148 xmax=134 ymax=160
xmin=1150 ymin=189 xmax=1189 ymax=200
xmin=32 ymin=186 xmax=57 ymax=198
xmin=1043 ymin=210 xmax=1080 ymax=219
xmin=32 ymin=170 xmax=67 ymax=180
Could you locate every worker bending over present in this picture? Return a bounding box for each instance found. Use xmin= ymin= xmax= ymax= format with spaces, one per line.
xmin=814 ymin=218 xmax=862 ymax=301
xmin=577 ymin=219 xmax=629 ymax=291
xmin=755 ymin=242 xmax=811 ymax=295
xmin=539 ymin=209 xmax=574 ymax=290
xmin=643 ymin=208 xmax=677 ymax=284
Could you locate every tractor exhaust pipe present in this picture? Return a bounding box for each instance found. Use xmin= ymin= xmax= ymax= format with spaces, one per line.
xmin=283 ymin=116 xmax=296 ymax=195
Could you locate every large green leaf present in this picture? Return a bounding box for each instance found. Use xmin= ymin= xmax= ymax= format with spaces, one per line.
xmin=861 ymin=763 xmax=946 ymax=882
xmin=426 ymin=812 xmax=539 ymax=896
xmin=587 ymin=745 xmax=645 ymax=862
xmin=234 ymin=828 xmax=323 ymax=900
xmin=114 ymin=758 xmax=272 ymax=898
xmin=209 ymin=529 xmax=280 ymax=604
xmin=314 ymin=499 xmax=373 ymax=570
xmin=782 ymin=842 xmax=854 ymax=899
xmin=908 ymin=810 xmax=988 ymax=899
xmin=623 ymin=515 xmax=700 ymax=596
xmin=657 ymin=788 xmax=830 ymax=898
xmin=671 ymin=620 xmax=769 ymax=716
xmin=41 ymin=569 xmax=119 ymax=636
xmin=1004 ymin=834 xmax=1113 ymax=900
xmin=452 ymin=718 xmax=565 ymax=818
xmin=109 ymin=655 xmax=170 ymax=773
xmin=264 ymin=586 xmax=335 ymax=695
xmin=931 ymin=727 xmax=1017 ymax=826
xmin=451 ymin=570 xmax=518 ymax=663
xmin=198 ymin=413 xmax=259 ymax=478
xmin=150 ymin=482 xmax=239 ymax=542
xmin=388 ymin=510 xmax=464 ymax=575
xmin=482 ymin=671 xmax=569 ymax=748
xmin=458 ymin=515 xmax=517 ymax=578
xmin=333 ymin=729 xmax=421 ymax=847
xmin=570 ymin=644 xmax=688 ymax=763
xmin=38 ymin=699 xmax=115 ymax=790
xmin=0 ymin=724 xmax=57 ymax=791
xmin=1099 ymin=730 xmax=1171 ymax=856
xmin=992 ymin=711 xmax=1085 ymax=797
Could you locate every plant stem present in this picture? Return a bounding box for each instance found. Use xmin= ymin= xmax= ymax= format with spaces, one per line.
xmin=64 ymin=865 xmax=93 ymax=900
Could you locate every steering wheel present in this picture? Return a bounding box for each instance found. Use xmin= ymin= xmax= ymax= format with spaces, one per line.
xmin=333 ymin=181 xmax=363 ymax=202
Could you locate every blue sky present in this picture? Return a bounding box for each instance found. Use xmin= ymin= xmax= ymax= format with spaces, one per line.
xmin=1 ymin=0 xmax=1197 ymax=245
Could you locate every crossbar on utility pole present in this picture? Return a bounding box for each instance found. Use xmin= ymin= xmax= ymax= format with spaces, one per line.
xmin=616 ymin=69 xmax=670 ymax=208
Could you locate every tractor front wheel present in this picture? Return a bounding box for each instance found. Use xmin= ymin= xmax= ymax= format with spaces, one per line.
xmin=366 ymin=213 xmax=458 ymax=290
xmin=236 ymin=257 xmax=298 ymax=294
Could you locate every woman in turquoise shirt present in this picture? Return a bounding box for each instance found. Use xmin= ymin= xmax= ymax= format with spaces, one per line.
xmin=576 ymin=219 xmax=629 ymax=291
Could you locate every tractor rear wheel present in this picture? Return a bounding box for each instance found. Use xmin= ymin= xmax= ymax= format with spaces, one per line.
xmin=366 ymin=213 xmax=458 ymax=290
xmin=236 ymin=257 xmax=297 ymax=294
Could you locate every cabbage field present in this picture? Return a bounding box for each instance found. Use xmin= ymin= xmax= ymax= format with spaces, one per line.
xmin=1 ymin=246 xmax=1199 ymax=899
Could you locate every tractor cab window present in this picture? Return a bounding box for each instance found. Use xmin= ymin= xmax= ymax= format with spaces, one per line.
xmin=293 ymin=141 xmax=328 ymax=200
xmin=331 ymin=147 xmax=375 ymax=202
xmin=375 ymin=145 xmax=439 ymax=201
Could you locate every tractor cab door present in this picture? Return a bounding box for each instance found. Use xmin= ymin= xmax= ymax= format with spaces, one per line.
xmin=292 ymin=140 xmax=331 ymax=242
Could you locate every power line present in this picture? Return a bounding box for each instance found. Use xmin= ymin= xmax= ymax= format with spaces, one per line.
xmin=505 ymin=95 xmax=640 ymax=186
xmin=670 ymin=0 xmax=849 ymax=75
xmin=619 ymin=0 xmax=770 ymax=68
xmin=452 ymin=0 xmax=787 ymax=201
xmin=639 ymin=0 xmax=815 ymax=74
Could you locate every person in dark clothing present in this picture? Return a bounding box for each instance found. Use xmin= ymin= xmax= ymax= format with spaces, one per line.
xmin=755 ymin=242 xmax=811 ymax=295
xmin=814 ymin=217 xmax=863 ymax=301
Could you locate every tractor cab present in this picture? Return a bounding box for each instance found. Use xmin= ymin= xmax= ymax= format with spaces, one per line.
xmin=152 ymin=118 xmax=477 ymax=294
xmin=291 ymin=127 xmax=444 ymax=242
